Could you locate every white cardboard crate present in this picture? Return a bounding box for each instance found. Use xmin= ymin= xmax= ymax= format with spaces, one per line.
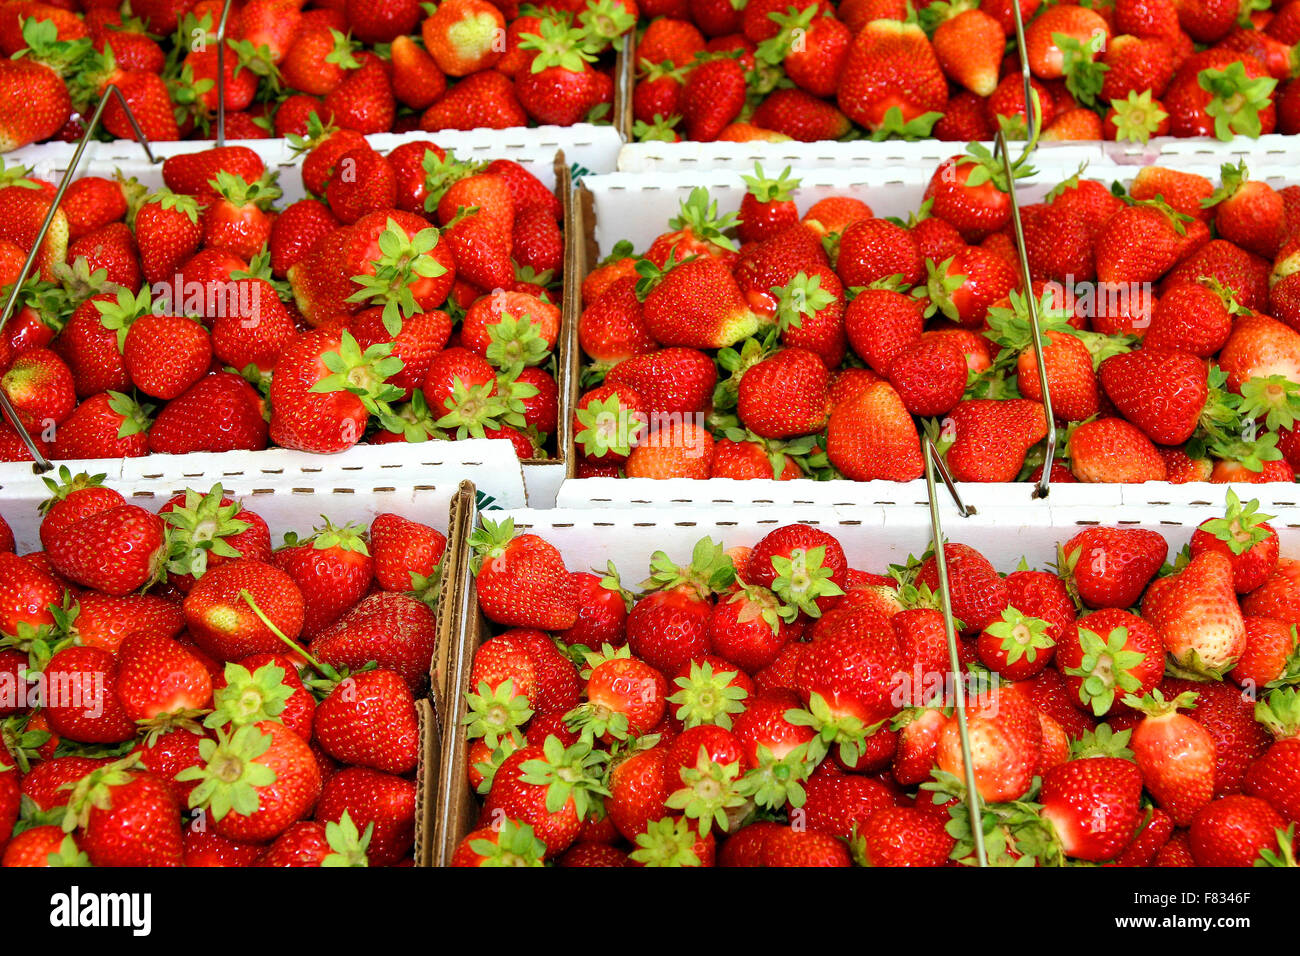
xmin=0 ymin=438 xmax=517 ymax=552
xmin=562 ymin=160 xmax=1299 ymax=509
xmin=501 ymin=491 xmax=1300 ymax=577
xmin=7 ymin=124 xmax=625 ymax=195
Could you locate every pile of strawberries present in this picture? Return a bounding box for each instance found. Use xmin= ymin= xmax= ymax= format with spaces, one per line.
xmin=453 ymin=497 xmax=1300 ymax=867
xmin=0 ymin=475 xmax=448 ymax=866
xmin=0 ymin=139 xmax=563 ymax=462
xmin=630 ymin=0 xmax=1300 ymax=144
xmin=574 ymin=156 xmax=1300 ymax=484
xmin=0 ymin=0 xmax=630 ymax=152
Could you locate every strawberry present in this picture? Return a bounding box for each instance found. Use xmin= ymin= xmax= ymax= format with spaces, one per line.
xmin=835 ymin=217 xmax=924 ymax=288
xmin=451 ymin=819 xmax=547 ymax=867
xmin=844 ymin=289 xmax=924 ymax=374
xmin=419 ymin=69 xmax=527 ymax=130
xmin=149 ymin=372 xmax=269 ymax=455
xmin=736 ymin=347 xmax=831 ymax=439
xmin=485 ymin=738 xmax=607 ymax=857
xmin=133 ymin=190 xmax=203 ymax=287
xmin=1189 ymin=489 xmax=1279 ymax=594
xmin=1098 ymin=349 xmax=1207 ymax=446
xmin=0 ymin=348 xmax=74 ymax=432
xmin=850 ymin=805 xmax=954 ymax=866
xmin=836 ymin=20 xmax=947 ymax=136
xmin=60 ymin=762 xmax=184 ymax=867
xmin=915 ymin=542 xmax=1009 ymax=637
xmin=1165 ymin=239 xmax=1268 ymax=312
xmin=1094 ymin=200 xmax=1193 ymax=284
xmin=936 ymin=684 xmax=1042 ymax=802
xmin=255 ymin=816 xmax=372 ymax=867
xmin=208 ymin=655 xmax=316 ymax=742
xmin=60 ymin=176 xmax=127 ymax=242
xmin=45 ymin=504 xmax=165 ymax=596
xmin=1024 ymin=4 xmax=1111 ymax=79
xmin=421 ymin=0 xmax=505 ymax=76
xmin=179 ymin=720 xmax=321 ymax=843
xmin=315 ymin=767 xmax=415 ymax=866
xmin=1189 ymin=794 xmax=1285 ymax=866
xmin=161 ymin=146 xmax=265 ymax=202
xmin=1057 ymin=608 xmax=1164 ymax=716
xmin=626 ymin=545 xmax=730 ymax=673
xmin=1205 ymin=161 xmax=1286 ymax=260
xmin=571 ymin=654 xmax=668 ymax=744
xmin=977 ymin=607 xmax=1057 ymax=681
xmin=312 ymin=593 xmax=438 ymax=693
xmin=1246 ymin=733 xmax=1300 ymax=822
xmin=826 ymin=378 xmax=923 ymax=482
xmin=2 ymin=826 xmax=88 ymax=867
xmin=274 ymin=521 xmax=373 ymax=638
xmin=1232 ymin=618 xmax=1298 ymax=691
xmin=471 ymin=518 xmax=578 ymax=631
xmin=1039 ymin=756 xmax=1144 ymax=862
xmin=923 ymin=152 xmax=1014 ymax=242
xmin=737 ymin=165 xmax=801 ymax=245
xmin=41 ymin=645 xmax=136 ymax=743
xmin=605 ymin=347 xmax=716 ymax=416
xmin=1163 ymin=50 xmax=1276 ymax=139
xmin=942 ymin=399 xmax=1049 ymax=484
xmin=323 ymin=53 xmax=396 ymax=135
xmin=323 ymin=148 xmax=397 ymax=226
xmin=1143 ymin=551 xmax=1245 ymax=678
xmin=390 ymin=35 xmax=446 ymax=110
xmin=746 ymin=524 xmax=847 ymax=619
xmin=369 ymin=513 xmax=446 ymax=595
xmin=931 ymin=7 xmax=1003 ymax=98
xmin=183 ymin=559 xmax=306 ymax=662
xmin=314 ymin=669 xmax=418 ymax=775
xmin=0 ymin=55 xmax=71 ymax=152
xmin=677 ymin=54 xmax=746 ymax=141
xmin=1126 ymin=690 xmax=1216 ymax=825
xmin=115 ymin=632 xmax=213 ymax=725
xmin=68 ymin=592 xmax=184 ymax=653
xmin=516 ymin=24 xmax=609 ymax=126
xmin=1066 ymin=418 xmax=1168 ymax=482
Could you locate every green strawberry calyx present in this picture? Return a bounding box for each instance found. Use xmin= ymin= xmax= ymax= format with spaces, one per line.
xmin=484 ymin=312 xmax=550 ymax=373
xmin=1067 ymin=722 xmax=1135 ymax=760
xmin=176 ymin=725 xmax=277 ymax=821
xmin=161 ymin=483 xmax=252 ymax=580
xmin=346 ymin=221 xmax=448 ymax=334
xmin=467 ymin=818 xmax=547 ymax=866
xmin=516 ymin=735 xmax=609 ymax=820
xmin=984 ymin=607 xmax=1055 ymax=667
xmin=59 ymin=753 xmax=146 ymax=833
xmin=204 ymin=661 xmax=295 ymax=732
xmin=322 ymin=810 xmax=373 ymax=867
xmin=520 ymin=20 xmax=598 ymax=74
xmin=664 ymin=745 xmax=747 ymax=836
xmin=629 ymin=816 xmax=704 ymax=867
xmin=785 ymin=691 xmax=879 ymax=767
xmin=741 ymin=162 xmax=801 ymax=204
xmin=1237 ymin=375 xmax=1300 ymax=433
xmin=462 ymin=678 xmax=532 ymax=750
xmin=310 ymin=330 xmax=405 ymax=415
xmin=1121 ymin=688 xmax=1199 ymax=717
xmin=1199 ymin=488 xmax=1274 ymax=556
xmin=1256 ymin=686 xmax=1300 ymax=739
xmin=667 ymin=660 xmax=749 ymax=731
xmin=1064 ymin=623 xmax=1147 ymax=717
xmin=1107 ymin=89 xmax=1169 ymax=144
xmin=772 ymin=271 xmax=833 ymax=333
xmin=1198 ymin=62 xmax=1277 ymax=141
xmin=668 ymin=186 xmax=739 ymax=253
xmin=769 ymin=544 xmax=845 ymax=618
xmin=639 ymin=536 xmax=736 ymax=598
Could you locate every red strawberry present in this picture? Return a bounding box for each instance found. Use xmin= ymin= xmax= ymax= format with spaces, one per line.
xmin=1058 ymin=527 xmax=1168 ymax=609
xmin=315 ymin=767 xmax=415 ymax=866
xmin=1189 ymin=794 xmax=1286 ymax=867
xmin=273 ymin=520 xmax=373 ymax=638
xmin=837 ymin=20 xmax=947 ymax=135
xmin=61 ymin=763 xmax=184 ymax=867
xmin=312 ymin=593 xmax=438 ymax=693
xmin=470 ymin=518 xmax=578 ymax=631
xmin=45 ymin=504 xmax=165 ymax=596
xmin=852 ymin=805 xmax=955 ymax=866
xmin=1057 ymin=608 xmax=1164 ymax=717
xmin=678 ymin=55 xmax=746 ymax=141
xmin=1143 ymin=551 xmax=1245 ymax=677
xmin=1067 ymin=418 xmax=1168 ymax=482
xmin=183 ymin=559 xmax=306 ymax=662
xmin=1127 ymin=689 xmax=1216 ymax=825
xmin=1039 ymin=756 xmax=1144 ymax=862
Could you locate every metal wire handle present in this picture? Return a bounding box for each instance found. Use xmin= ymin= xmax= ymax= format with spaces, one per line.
xmin=214 ymin=0 xmax=236 ymax=146
xmin=0 ymin=84 xmax=158 ymax=472
xmin=1008 ymin=0 xmax=1036 ymax=167
xmin=992 ymin=128 xmax=1058 ymax=499
xmin=922 ymin=434 xmax=987 ymax=867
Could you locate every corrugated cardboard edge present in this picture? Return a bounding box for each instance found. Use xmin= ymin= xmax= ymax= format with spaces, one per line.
xmin=519 ymin=155 xmax=579 ymax=489
xmin=415 ymin=481 xmax=478 ymax=868
xmin=430 ymin=479 xmax=481 ymax=867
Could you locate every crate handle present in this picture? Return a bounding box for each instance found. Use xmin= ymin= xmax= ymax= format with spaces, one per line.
xmin=993 ymin=127 xmax=1058 ymax=499
xmin=214 ymin=0 xmax=236 ymax=147
xmin=922 ymin=434 xmax=986 ymax=867
xmin=0 ymin=84 xmax=159 ymax=473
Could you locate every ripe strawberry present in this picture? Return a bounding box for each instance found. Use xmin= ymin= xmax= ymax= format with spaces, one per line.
xmin=61 ymin=763 xmax=184 ymax=867
xmin=313 ymin=593 xmax=438 ymax=693
xmin=836 ymin=20 xmax=947 ymax=135
xmin=1057 ymin=529 xmax=1168 ymax=609
xmin=1189 ymin=794 xmax=1286 ymax=866
xmin=1231 ymin=618 xmax=1298 ymax=691
xmin=1143 ymin=551 xmax=1245 ymax=677
xmin=485 ymin=739 xmax=607 ymax=858
xmin=1126 ymin=689 xmax=1216 ymax=825
xmin=149 ymin=372 xmax=269 ymax=455
xmin=1067 ymin=418 xmax=1168 ymax=482
xmin=471 ymin=518 xmax=578 ymax=631
xmin=1094 ymin=200 xmax=1193 ymax=284
xmin=825 ymin=378 xmax=923 ymax=482
xmin=1166 ymin=676 xmax=1271 ymax=797
xmin=183 ymin=558 xmax=306 ymax=662
xmin=1163 ymin=50 xmax=1276 ymax=139
xmin=835 ymin=217 xmax=923 ymax=288
xmin=924 ymin=153 xmax=1013 ymax=242
xmin=1039 ymin=756 xmax=1144 ymax=862
xmin=1204 ymin=161 xmax=1285 ymax=259
xmin=115 ymin=632 xmax=213 ymax=725
xmin=1189 ymin=490 xmax=1279 ymax=594
xmin=943 ymin=399 xmax=1049 ymax=484
xmin=1057 ymin=608 xmax=1164 ymax=716
xmin=1245 ymin=735 xmax=1300 ymax=822
xmin=678 ymin=55 xmax=746 ymax=141
xmin=41 ymin=645 xmax=136 ymax=744
xmin=421 ymin=0 xmax=505 ymax=76
xmin=419 ymin=69 xmax=527 ymax=131
xmin=273 ymin=521 xmax=373 ymax=638
xmin=1098 ymin=349 xmax=1208 ymax=446
xmin=914 ymin=542 xmax=1009 ymax=637
xmin=369 ymin=513 xmax=446 ymax=595
xmin=179 ymin=720 xmax=321 ymax=843
xmin=637 ymin=254 xmax=758 ymax=350
xmin=315 ymin=767 xmax=415 ymax=866
xmin=0 ymin=348 xmax=74 ymax=432
xmin=1024 ymin=4 xmax=1111 ymax=79
xmin=0 ymin=57 xmax=71 ymax=152
xmin=936 ymin=683 xmax=1042 ymax=802
xmin=605 ymin=347 xmax=716 ymax=416
xmin=134 ymin=190 xmax=203 ymax=287
xmin=314 ymin=669 xmax=419 ymax=775
xmin=161 ymin=147 xmax=265 ymax=202
xmin=450 ymin=819 xmax=547 ymax=867
xmin=45 ymin=504 xmax=165 ymax=596
xmin=736 ymin=347 xmax=831 ymax=439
